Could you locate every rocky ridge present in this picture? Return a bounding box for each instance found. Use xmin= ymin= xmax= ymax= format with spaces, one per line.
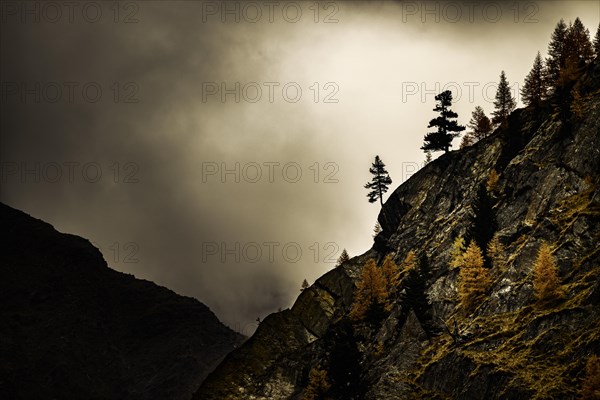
xmin=196 ymin=62 xmax=600 ymax=399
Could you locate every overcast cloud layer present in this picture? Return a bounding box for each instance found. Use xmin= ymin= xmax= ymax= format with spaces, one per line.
xmin=2 ymin=1 xmax=599 ymax=333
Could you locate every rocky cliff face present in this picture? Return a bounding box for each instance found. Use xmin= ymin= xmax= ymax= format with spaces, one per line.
xmin=0 ymin=203 xmax=245 ymax=400
xmin=196 ymin=64 xmax=600 ymax=399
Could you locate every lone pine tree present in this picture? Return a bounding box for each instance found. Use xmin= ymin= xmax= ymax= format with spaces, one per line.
xmin=301 ymin=279 xmax=310 ymax=292
xmin=521 ymin=52 xmax=548 ymax=107
xmin=421 ymin=90 xmax=465 ymax=153
xmin=492 ymin=71 xmax=516 ymax=125
xmin=364 ymin=156 xmax=392 ymax=207
xmin=336 ymin=249 xmax=350 ymax=267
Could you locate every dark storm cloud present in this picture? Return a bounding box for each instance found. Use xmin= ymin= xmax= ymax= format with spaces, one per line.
xmin=1 ymin=1 xmax=598 ymax=331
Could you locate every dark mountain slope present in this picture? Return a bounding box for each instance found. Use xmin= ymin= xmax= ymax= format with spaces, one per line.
xmin=196 ymin=63 xmax=600 ymax=399
xmin=0 ymin=202 xmax=245 ymax=400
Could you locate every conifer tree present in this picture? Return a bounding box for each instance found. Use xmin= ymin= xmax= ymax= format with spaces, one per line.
xmin=521 ymin=52 xmax=548 ymax=107
xmin=486 ymin=170 xmax=500 ymax=194
xmin=565 ymin=17 xmax=594 ymax=66
xmin=467 ymin=106 xmax=493 ymax=141
xmin=487 ymin=234 xmax=506 ymax=272
xmin=450 ymin=236 xmax=466 ymax=270
xmin=594 ymin=23 xmax=600 ymax=58
xmin=350 ymin=259 xmax=389 ymax=322
xmin=533 ymin=242 xmax=563 ymax=302
xmin=328 ymin=319 xmax=362 ymax=399
xmin=466 ymin=184 xmax=497 ymax=262
xmin=302 ymin=366 xmax=331 ymax=400
xmin=381 ymin=255 xmax=400 ymax=307
xmin=492 ymin=71 xmax=516 ymax=125
xmin=424 ymin=150 xmax=432 ymax=165
xmin=301 ymin=279 xmax=310 ymax=292
xmin=336 ymin=249 xmax=350 ymax=267
xmin=364 ymin=156 xmax=392 ymax=206
xmin=373 ymin=221 xmax=382 ymax=237
xmin=403 ymin=252 xmax=433 ymax=332
xmin=546 ymin=19 xmax=568 ymax=89
xmin=460 ymin=133 xmax=475 ymax=149
xmin=458 ymin=242 xmax=490 ymax=313
xmin=421 ymin=90 xmax=465 ymax=153
xmin=400 ymin=250 xmax=417 ymax=273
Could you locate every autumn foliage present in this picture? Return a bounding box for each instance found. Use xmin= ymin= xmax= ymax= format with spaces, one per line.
xmin=302 ymin=366 xmax=331 ymax=400
xmin=533 ymin=242 xmax=564 ymax=302
xmin=458 ymin=242 xmax=490 ymax=313
xmin=449 ymin=236 xmax=466 ymax=270
xmin=350 ymin=258 xmax=393 ymax=322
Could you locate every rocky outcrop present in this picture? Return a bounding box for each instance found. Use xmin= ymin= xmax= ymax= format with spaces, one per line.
xmin=0 ymin=203 xmax=245 ymax=400
xmin=196 ymin=62 xmax=600 ymax=399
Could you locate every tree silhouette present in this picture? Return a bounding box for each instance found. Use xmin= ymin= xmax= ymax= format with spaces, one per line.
xmin=492 ymin=71 xmax=516 ymax=125
xmin=424 ymin=151 xmax=432 ymax=165
xmin=594 ymin=23 xmax=600 ymax=58
xmin=565 ymin=17 xmax=594 ymax=66
xmin=372 ymin=221 xmax=382 ymax=237
xmin=460 ymin=133 xmax=475 ymax=149
xmin=546 ymin=18 xmax=594 ymax=95
xmin=402 ymin=252 xmax=433 ymax=333
xmin=336 ymin=249 xmax=350 ymax=267
xmin=466 ymin=183 xmax=497 ymax=264
xmin=328 ymin=319 xmax=363 ymax=399
xmin=421 ymin=90 xmax=465 ymax=153
xmin=546 ymin=19 xmax=568 ymax=90
xmin=521 ymin=52 xmax=548 ymax=107
xmin=465 ymin=106 xmax=492 ymax=143
xmin=301 ymin=279 xmax=310 ymax=292
xmin=364 ymin=156 xmax=392 ymax=207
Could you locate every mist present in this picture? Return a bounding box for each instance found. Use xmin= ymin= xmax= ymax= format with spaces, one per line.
xmin=1 ymin=0 xmax=598 ymax=333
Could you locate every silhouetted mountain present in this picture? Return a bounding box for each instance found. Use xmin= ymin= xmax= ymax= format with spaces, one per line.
xmin=0 ymin=203 xmax=244 ymax=400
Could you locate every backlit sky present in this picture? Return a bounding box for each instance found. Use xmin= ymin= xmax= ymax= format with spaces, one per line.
xmin=1 ymin=1 xmax=599 ymax=333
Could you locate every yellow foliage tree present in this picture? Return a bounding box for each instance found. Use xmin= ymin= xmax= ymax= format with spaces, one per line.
xmin=302 ymin=366 xmax=331 ymax=400
xmin=581 ymin=355 xmax=600 ymax=400
xmin=458 ymin=242 xmax=490 ymax=313
xmin=400 ymin=250 xmax=417 ymax=273
xmin=450 ymin=236 xmax=466 ymax=270
xmin=486 ymin=170 xmax=500 ymax=194
xmin=487 ymin=234 xmax=506 ymax=272
xmin=533 ymin=242 xmax=564 ymax=302
xmin=350 ymin=259 xmax=389 ymax=321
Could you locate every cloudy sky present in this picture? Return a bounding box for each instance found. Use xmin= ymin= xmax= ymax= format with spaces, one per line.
xmin=1 ymin=0 xmax=599 ymax=333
